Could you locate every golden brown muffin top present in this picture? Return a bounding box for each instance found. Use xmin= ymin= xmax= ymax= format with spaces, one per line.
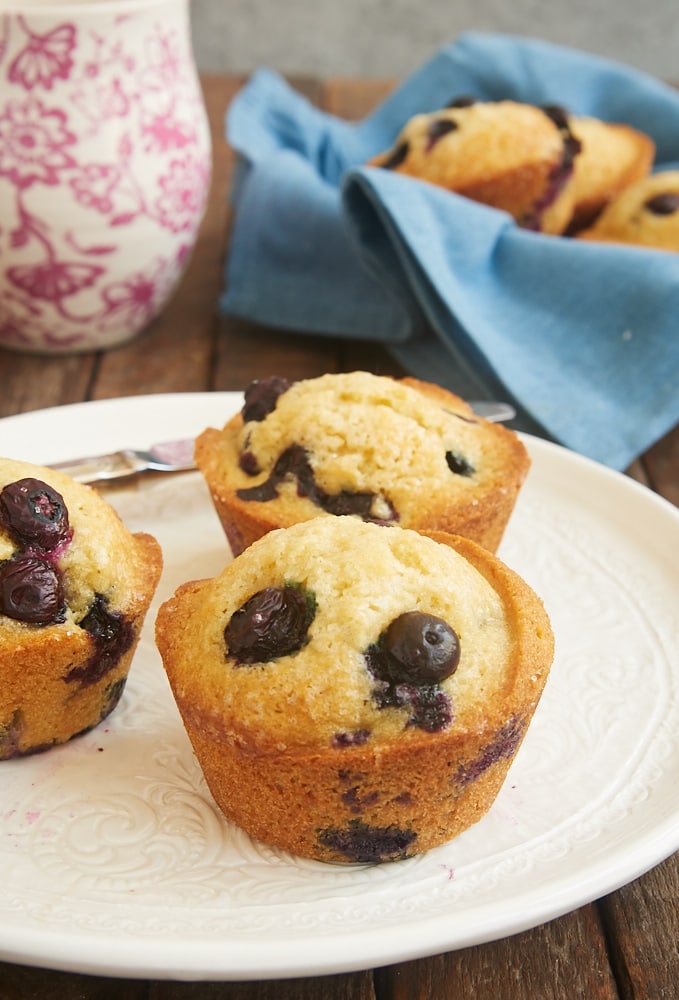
xmin=157 ymin=516 xmax=553 ymax=752
xmin=202 ymin=372 xmax=529 ymax=530
xmin=577 ymin=170 xmax=679 ymax=251
xmin=1 ymin=456 xmax=159 ymax=631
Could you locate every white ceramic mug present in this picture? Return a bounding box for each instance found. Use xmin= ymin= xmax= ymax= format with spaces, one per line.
xmin=0 ymin=0 xmax=212 ymax=353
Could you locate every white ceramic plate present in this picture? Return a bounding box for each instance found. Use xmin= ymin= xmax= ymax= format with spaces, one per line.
xmin=1 ymin=393 xmax=678 ymax=981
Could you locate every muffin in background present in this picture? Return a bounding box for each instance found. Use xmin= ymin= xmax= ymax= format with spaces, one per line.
xmin=368 ymin=98 xmax=581 ymax=235
xmin=195 ymin=372 xmax=530 ymax=556
xmin=155 ymin=516 xmax=554 ymax=863
xmin=0 ymin=457 xmax=162 ymax=759
xmin=577 ymin=170 xmax=679 ymax=251
xmin=568 ymin=116 xmax=655 ymax=231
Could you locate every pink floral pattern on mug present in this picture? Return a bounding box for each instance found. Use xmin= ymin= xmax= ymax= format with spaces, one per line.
xmin=0 ymin=0 xmax=211 ymax=352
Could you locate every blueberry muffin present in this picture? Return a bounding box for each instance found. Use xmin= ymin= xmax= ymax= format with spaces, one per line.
xmin=577 ymin=171 xmax=679 ymax=251
xmin=155 ymin=516 xmax=554 ymax=863
xmin=0 ymin=457 xmax=162 ymax=759
xmin=368 ymin=98 xmax=581 ymax=235
xmin=195 ymin=372 xmax=530 ymax=556
xmin=568 ymin=116 xmax=655 ymax=231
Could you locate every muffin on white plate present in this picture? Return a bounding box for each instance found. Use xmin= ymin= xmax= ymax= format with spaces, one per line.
xmin=156 ymin=516 xmax=554 ymax=863
xmin=195 ymin=371 xmax=530 ymax=556
xmin=0 ymin=457 xmax=162 ymax=759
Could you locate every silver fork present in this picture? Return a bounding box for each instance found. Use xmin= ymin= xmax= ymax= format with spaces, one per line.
xmin=48 ymin=400 xmax=516 ymax=485
xmin=49 ymin=438 xmax=197 ymax=484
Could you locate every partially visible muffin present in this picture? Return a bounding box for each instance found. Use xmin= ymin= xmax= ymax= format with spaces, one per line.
xmin=577 ymin=171 xmax=679 ymax=251
xmin=568 ymin=116 xmax=655 ymax=231
xmin=368 ymin=98 xmax=581 ymax=234
xmin=0 ymin=458 xmax=162 ymax=759
xmin=195 ymin=372 xmax=531 ymax=556
xmin=156 ymin=516 xmax=554 ymax=863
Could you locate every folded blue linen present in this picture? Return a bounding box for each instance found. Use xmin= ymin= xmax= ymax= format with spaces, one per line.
xmin=221 ymin=31 xmax=679 ymax=469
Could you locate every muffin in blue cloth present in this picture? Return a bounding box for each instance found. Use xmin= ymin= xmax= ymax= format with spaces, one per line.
xmin=567 ymin=114 xmax=655 ymax=230
xmin=578 ymin=170 xmax=679 ymax=251
xmin=368 ymin=98 xmax=581 ymax=234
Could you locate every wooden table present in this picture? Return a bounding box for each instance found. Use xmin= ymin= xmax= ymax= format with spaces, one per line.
xmin=1 ymin=74 xmax=678 ymax=1000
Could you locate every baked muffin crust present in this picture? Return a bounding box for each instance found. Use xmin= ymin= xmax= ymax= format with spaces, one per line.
xmin=156 ymin=517 xmax=554 ymax=862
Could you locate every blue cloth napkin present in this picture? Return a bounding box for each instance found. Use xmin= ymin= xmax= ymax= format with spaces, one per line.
xmin=221 ymin=31 xmax=679 ymax=469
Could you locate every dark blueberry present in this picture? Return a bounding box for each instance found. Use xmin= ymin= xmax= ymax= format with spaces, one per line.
xmin=371 ymin=678 xmax=453 ymax=732
xmin=381 ymin=141 xmax=409 ymax=170
xmin=317 ymin=819 xmax=417 ymax=862
xmin=237 ymin=444 xmax=398 ymax=523
xmin=0 ymin=477 xmax=70 ymax=551
xmin=321 ymin=490 xmax=376 ymax=518
xmin=519 ymin=104 xmax=581 ymax=230
xmin=237 ymin=444 xmax=312 ymax=502
xmin=238 ymin=450 xmax=260 ymax=476
xmin=645 ymin=192 xmax=679 ymax=216
xmin=0 ymin=554 xmax=65 ymax=625
xmin=66 ymin=594 xmax=134 ymax=687
xmin=561 ymin=131 xmax=582 ymax=172
xmin=541 ymin=103 xmax=571 ymax=131
xmin=446 ymin=450 xmax=475 ymax=477
xmin=225 ymin=584 xmax=316 ymax=664
xmin=382 ymin=611 xmax=460 ymax=685
xmin=364 ymin=614 xmax=457 ymax=733
xmin=446 ymin=95 xmax=477 ymax=108
xmin=405 ymin=684 xmax=453 ymax=732
xmin=426 ymin=117 xmax=458 ymax=151
xmin=317 ymin=485 xmax=397 ymax=523
xmin=242 ymin=376 xmax=292 ymax=422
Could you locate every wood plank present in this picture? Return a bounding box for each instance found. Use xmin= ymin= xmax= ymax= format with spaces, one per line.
xmin=375 ymin=906 xmax=619 ymax=1000
xmin=0 ymin=352 xmax=95 ymax=419
xmin=148 ymin=972 xmax=375 ymax=999
xmin=212 ymin=76 xmax=343 ymax=391
xmin=213 ymin=75 xmax=407 ymax=392
xmin=213 ymin=316 xmax=345 ymax=390
xmin=339 ymin=339 xmax=407 ymax=377
xmin=0 ymin=962 xmax=145 ymax=999
xmin=323 ymin=78 xmax=395 ymax=121
xmin=643 ymin=423 xmax=679 ymax=507
xmin=599 ymin=854 xmax=679 ymax=1000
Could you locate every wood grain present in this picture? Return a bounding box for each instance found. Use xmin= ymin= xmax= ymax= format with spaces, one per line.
xmin=376 ymin=906 xmax=619 ymax=1000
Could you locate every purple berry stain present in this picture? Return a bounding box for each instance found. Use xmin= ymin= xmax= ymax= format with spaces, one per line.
xmin=455 ymin=717 xmax=525 ymax=787
xmin=66 ymin=594 xmax=134 ymax=687
xmin=237 ymin=443 xmax=398 ymax=524
xmin=317 ymin=819 xmax=417 ymax=863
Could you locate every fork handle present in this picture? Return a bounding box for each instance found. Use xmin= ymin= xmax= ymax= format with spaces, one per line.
xmin=49 ymin=450 xmax=147 ymax=484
